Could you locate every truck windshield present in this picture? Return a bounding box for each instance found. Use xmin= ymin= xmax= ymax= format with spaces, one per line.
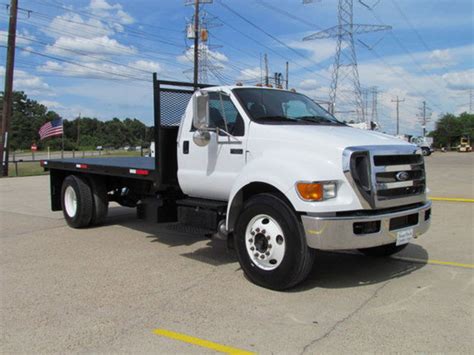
xmin=233 ymin=88 xmax=344 ymax=125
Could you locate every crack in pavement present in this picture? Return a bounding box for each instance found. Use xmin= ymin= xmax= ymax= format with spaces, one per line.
xmin=300 ymin=281 xmax=390 ymax=354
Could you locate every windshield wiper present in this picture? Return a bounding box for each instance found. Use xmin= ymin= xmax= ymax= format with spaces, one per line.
xmin=254 ymin=115 xmax=299 ymax=122
xmin=296 ymin=115 xmax=344 ymax=125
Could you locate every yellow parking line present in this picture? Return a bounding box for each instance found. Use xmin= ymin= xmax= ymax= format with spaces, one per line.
xmin=153 ymin=329 xmax=255 ymax=355
xmin=392 ymin=256 xmax=474 ymax=269
xmin=430 ymin=197 xmax=474 ymax=203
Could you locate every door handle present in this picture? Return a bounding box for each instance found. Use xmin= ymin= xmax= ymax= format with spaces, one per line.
xmin=183 ymin=141 xmax=189 ymax=154
xmin=230 ymin=148 xmax=243 ymax=155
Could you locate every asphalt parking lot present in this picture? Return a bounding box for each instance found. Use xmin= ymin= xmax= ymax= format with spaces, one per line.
xmin=1 ymin=152 xmax=473 ymax=354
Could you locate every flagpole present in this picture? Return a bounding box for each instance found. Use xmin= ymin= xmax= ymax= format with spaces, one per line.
xmin=61 ymin=118 xmax=64 ymax=159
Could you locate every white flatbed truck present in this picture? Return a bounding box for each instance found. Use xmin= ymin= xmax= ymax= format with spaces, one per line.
xmin=43 ymin=77 xmax=432 ymax=290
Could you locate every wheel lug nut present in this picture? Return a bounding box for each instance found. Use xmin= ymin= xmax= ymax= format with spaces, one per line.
xmin=265 ymin=252 xmax=270 ymax=256
xmin=260 ymin=255 xmax=265 ymax=259
xmin=256 ymin=228 xmax=260 ymax=232
xmin=248 ymin=239 xmax=253 ymax=243
xmin=268 ymin=244 xmax=272 ymax=249
xmin=251 ymin=231 xmax=255 ymax=236
xmin=261 ymin=229 xmax=266 ymax=234
xmin=266 ymin=236 xmax=271 ymax=240
xmin=254 ymin=253 xmax=259 ymax=257
xmin=250 ymin=246 xmax=255 ymax=251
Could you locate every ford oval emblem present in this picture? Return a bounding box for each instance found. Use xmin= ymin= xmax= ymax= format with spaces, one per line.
xmin=396 ymin=171 xmax=410 ymax=181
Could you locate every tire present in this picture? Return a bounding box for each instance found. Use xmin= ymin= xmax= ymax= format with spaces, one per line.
xmin=358 ymin=243 xmax=408 ymax=257
xmin=88 ymin=176 xmax=109 ymax=226
xmin=234 ymin=193 xmax=315 ymax=290
xmin=421 ymin=147 xmax=431 ymax=156
xmin=61 ymin=175 xmax=93 ymax=228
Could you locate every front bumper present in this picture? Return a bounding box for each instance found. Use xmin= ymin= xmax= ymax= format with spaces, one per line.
xmin=301 ymin=201 xmax=432 ymax=250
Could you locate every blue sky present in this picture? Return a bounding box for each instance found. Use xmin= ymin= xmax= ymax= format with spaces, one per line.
xmin=1 ymin=0 xmax=473 ymax=136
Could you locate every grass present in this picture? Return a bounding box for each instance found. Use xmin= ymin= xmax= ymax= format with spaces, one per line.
xmin=9 ymin=161 xmax=48 ymax=177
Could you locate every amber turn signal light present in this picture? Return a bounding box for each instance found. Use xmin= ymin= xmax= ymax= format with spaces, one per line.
xmin=296 ymin=183 xmax=324 ymax=201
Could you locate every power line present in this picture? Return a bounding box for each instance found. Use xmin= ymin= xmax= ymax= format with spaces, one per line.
xmin=3 ymin=44 xmax=153 ymax=82
xmin=389 ymin=0 xmax=447 ymax=69
xmin=208 ymin=4 xmax=355 ymax=106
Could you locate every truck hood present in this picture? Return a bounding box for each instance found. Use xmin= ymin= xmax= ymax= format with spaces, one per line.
xmin=249 ymin=124 xmax=411 ymax=151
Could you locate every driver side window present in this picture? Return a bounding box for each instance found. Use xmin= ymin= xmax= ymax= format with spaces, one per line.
xmin=208 ymin=93 xmax=245 ymax=136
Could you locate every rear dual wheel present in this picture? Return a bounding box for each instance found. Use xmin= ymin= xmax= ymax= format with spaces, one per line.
xmin=61 ymin=175 xmax=108 ymax=228
xmin=234 ymin=193 xmax=315 ymax=290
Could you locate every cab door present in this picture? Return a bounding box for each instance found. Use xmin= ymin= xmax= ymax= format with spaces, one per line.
xmin=178 ymin=91 xmax=247 ymax=201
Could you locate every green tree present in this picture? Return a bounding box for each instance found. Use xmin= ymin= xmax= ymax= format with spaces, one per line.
xmin=1 ymin=91 xmax=152 ymax=151
xmin=0 ymin=91 xmax=60 ymax=150
xmin=429 ymin=112 xmax=474 ymax=148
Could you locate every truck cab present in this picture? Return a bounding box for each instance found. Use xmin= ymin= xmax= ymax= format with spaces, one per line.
xmin=44 ymin=78 xmax=431 ymax=290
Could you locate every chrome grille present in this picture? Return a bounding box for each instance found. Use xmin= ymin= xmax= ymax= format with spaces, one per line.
xmin=373 ymin=154 xmax=426 ymax=202
xmin=343 ymin=145 xmax=427 ymax=209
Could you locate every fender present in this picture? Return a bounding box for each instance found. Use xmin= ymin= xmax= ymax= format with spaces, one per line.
xmin=225 ymin=148 xmax=357 ymax=232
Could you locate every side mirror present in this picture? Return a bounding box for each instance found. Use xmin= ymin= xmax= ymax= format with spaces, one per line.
xmin=193 ymin=130 xmax=211 ymax=147
xmin=193 ymin=91 xmax=209 ymax=130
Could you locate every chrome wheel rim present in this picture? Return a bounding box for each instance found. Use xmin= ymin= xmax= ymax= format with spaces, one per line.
xmin=64 ymin=186 xmax=77 ymax=218
xmin=245 ymin=214 xmax=286 ymax=271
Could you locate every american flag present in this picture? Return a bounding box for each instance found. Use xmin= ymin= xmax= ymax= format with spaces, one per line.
xmin=39 ymin=118 xmax=63 ymax=140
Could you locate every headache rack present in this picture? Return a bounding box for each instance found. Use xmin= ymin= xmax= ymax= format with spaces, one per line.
xmin=152 ymin=75 xmax=214 ymax=187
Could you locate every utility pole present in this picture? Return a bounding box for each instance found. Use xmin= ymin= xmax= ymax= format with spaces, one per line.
xmin=391 ymin=96 xmax=405 ymax=136
xmin=371 ymin=86 xmax=379 ymax=125
xmin=193 ymin=0 xmax=200 ymax=88
xmin=362 ymin=88 xmax=369 ymax=127
xmin=1 ymin=0 xmax=18 ymax=177
xmin=421 ymin=101 xmax=426 ymax=137
xmin=418 ymin=101 xmax=431 ymax=137
xmin=285 ymin=61 xmax=289 ymax=90
xmin=264 ymin=53 xmax=269 ymax=86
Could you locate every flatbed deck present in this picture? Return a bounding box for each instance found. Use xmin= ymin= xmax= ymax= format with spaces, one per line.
xmin=43 ymin=157 xmax=158 ymax=180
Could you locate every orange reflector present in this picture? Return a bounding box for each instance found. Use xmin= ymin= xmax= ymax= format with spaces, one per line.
xmin=296 ymin=183 xmax=323 ymax=201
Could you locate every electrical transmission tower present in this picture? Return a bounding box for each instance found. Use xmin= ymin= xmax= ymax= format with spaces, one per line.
xmin=303 ymin=0 xmax=390 ymax=123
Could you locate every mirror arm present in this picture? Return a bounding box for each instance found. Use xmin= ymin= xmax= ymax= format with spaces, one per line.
xmin=216 ymin=127 xmax=241 ymax=144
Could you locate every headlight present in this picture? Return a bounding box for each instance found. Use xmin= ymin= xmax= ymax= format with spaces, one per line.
xmin=296 ymin=181 xmax=337 ymax=201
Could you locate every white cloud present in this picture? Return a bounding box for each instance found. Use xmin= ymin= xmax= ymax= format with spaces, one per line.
xmin=178 ymin=45 xmax=229 ymax=65
xmin=442 ymin=69 xmax=474 ymax=91
xmin=289 ymin=38 xmax=339 ymax=64
xmin=423 ymin=49 xmax=456 ymax=70
xmin=299 ymin=79 xmax=320 ymax=90
xmin=45 ymin=35 xmax=136 ymax=59
xmin=45 ymin=12 xmax=112 ymax=40
xmin=88 ymin=0 xmax=134 ymax=25
xmin=0 ymin=66 xmax=52 ymax=95
xmin=238 ymin=67 xmax=261 ymax=81
xmin=37 ymin=59 xmax=161 ymax=81
xmin=0 ymin=29 xmax=35 ymax=46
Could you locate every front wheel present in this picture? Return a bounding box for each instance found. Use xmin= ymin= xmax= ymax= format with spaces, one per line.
xmin=234 ymin=193 xmax=315 ymax=290
xmin=358 ymin=243 xmax=408 ymax=257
